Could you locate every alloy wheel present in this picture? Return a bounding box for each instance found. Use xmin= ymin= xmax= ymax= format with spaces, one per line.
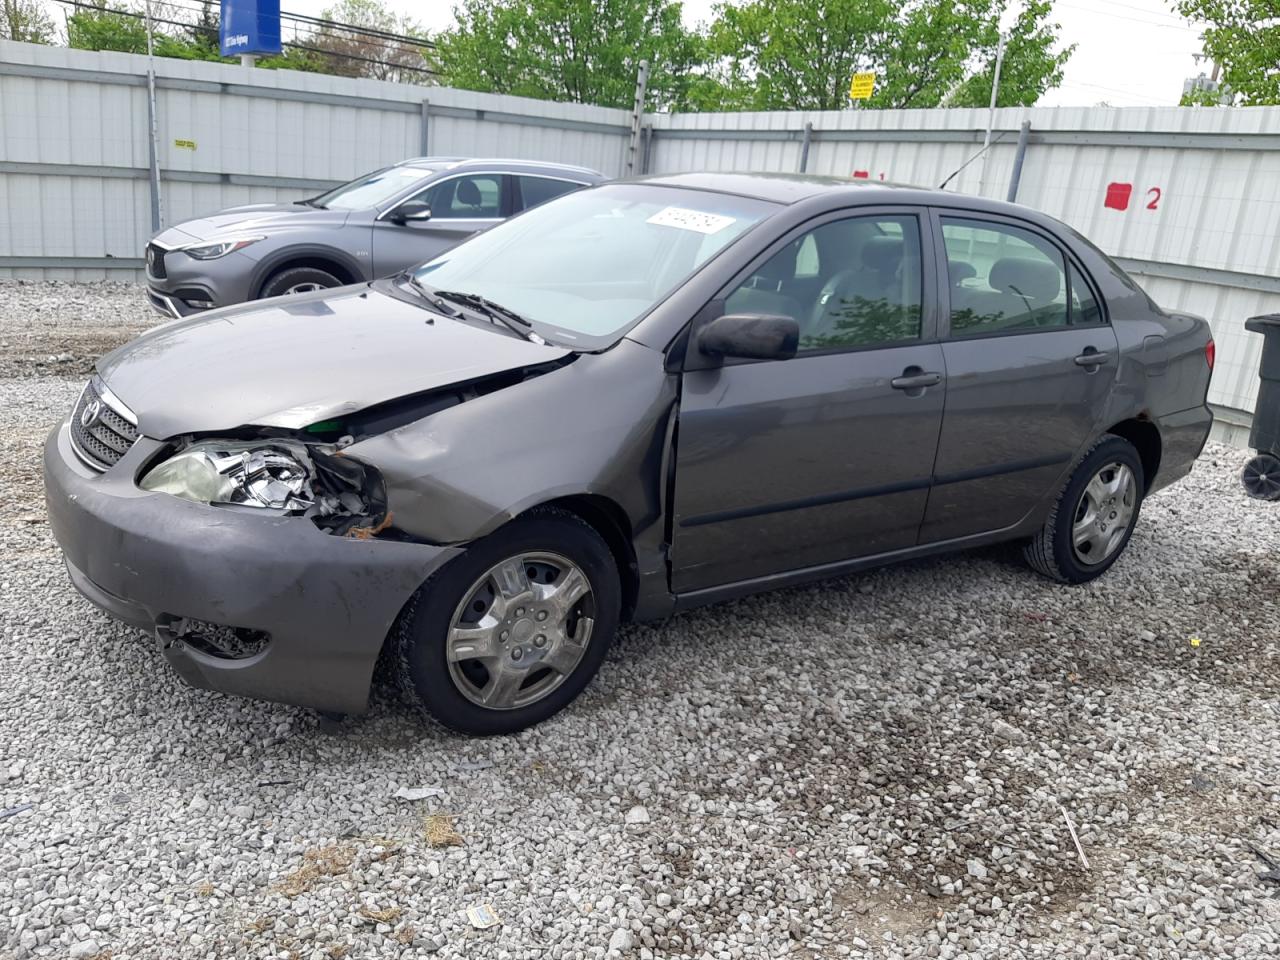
xmin=446 ymin=552 xmax=595 ymax=710
xmin=1072 ymin=461 xmax=1137 ymax=565
xmin=283 ymin=282 xmax=325 ymax=295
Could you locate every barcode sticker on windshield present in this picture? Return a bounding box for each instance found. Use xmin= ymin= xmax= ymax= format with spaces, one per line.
xmin=646 ymin=207 xmax=737 ymax=234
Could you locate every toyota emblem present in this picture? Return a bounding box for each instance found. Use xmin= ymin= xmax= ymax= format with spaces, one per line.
xmin=80 ymin=399 xmax=102 ymax=428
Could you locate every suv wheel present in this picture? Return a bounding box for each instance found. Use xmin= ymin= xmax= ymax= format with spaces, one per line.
xmin=260 ymin=266 xmax=343 ymax=299
xmin=1024 ymin=434 xmax=1145 ymax=584
xmin=392 ymin=507 xmax=620 ymax=735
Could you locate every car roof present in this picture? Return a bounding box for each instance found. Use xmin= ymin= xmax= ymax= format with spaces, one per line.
xmin=630 ymin=171 xmax=1040 ymax=219
xmin=396 ymin=156 xmax=605 ymax=179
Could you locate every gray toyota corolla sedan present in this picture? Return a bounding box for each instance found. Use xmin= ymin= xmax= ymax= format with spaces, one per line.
xmin=144 ymin=157 xmax=604 ymax=318
xmin=46 ymin=173 xmax=1214 ymax=734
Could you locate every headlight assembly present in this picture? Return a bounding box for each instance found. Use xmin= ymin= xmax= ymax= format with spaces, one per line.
xmin=178 ymin=236 xmax=265 ymax=260
xmin=139 ymin=438 xmax=391 ymax=537
xmin=140 ymin=440 xmax=315 ymax=510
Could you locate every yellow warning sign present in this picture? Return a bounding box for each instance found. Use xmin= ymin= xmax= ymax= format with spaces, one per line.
xmin=849 ymin=72 xmax=875 ymax=100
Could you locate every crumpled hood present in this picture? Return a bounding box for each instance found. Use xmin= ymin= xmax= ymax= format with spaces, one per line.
xmin=96 ymin=285 xmax=570 ymax=438
xmin=154 ymin=203 xmax=351 ymax=244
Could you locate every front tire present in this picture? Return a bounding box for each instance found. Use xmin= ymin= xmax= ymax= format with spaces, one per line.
xmin=392 ymin=508 xmax=621 ymax=735
xmin=1023 ymin=435 xmax=1145 ymax=584
xmin=259 ymin=265 xmax=343 ymax=299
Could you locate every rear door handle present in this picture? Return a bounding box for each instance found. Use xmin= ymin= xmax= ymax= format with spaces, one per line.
xmin=1074 ymin=350 xmax=1111 ymax=367
xmin=890 ymin=371 xmax=943 ymax=390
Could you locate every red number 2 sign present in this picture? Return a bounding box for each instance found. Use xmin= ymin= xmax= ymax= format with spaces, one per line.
xmin=1146 ymin=187 xmax=1161 ymax=210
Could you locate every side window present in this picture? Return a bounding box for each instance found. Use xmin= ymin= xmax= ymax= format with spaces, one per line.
xmin=518 ymin=176 xmax=582 ymax=211
xmin=942 ymin=218 xmax=1068 ymax=336
xmin=1069 ymin=263 xmax=1104 ymax=325
xmin=725 ymin=215 xmax=924 ymax=353
xmin=420 ymin=174 xmax=503 ymax=219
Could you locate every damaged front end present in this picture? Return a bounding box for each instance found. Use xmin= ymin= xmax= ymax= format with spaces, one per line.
xmin=139 ymin=436 xmax=389 ymax=537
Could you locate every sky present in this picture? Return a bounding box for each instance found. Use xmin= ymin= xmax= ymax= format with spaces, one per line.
xmin=51 ymin=0 xmax=1212 ymax=108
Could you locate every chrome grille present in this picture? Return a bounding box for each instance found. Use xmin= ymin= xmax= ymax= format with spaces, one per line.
xmin=146 ymin=243 xmax=167 ymax=279
xmin=69 ymin=378 xmax=138 ymax=472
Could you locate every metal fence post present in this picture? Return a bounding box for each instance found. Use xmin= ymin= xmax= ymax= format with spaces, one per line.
xmin=641 ymin=124 xmax=653 ymax=175
xmin=625 ymin=60 xmax=650 ymax=176
xmin=420 ymin=99 xmax=430 ymax=156
xmin=798 ymin=121 xmax=813 ymax=173
xmin=1006 ymin=119 xmax=1031 ymax=203
xmin=145 ymin=66 xmax=162 ymax=232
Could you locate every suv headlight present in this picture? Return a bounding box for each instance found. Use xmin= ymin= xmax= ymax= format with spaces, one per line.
xmin=179 ymin=236 xmax=265 ymax=260
xmin=140 ymin=440 xmax=314 ymax=510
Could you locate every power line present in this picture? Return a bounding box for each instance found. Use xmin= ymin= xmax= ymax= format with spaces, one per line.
xmin=160 ymin=0 xmax=435 ymax=51
xmin=51 ymin=0 xmax=436 ymax=75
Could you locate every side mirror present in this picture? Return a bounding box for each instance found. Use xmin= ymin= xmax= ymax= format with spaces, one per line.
xmin=390 ymin=201 xmax=432 ymax=224
xmin=696 ymin=313 xmax=799 ymax=362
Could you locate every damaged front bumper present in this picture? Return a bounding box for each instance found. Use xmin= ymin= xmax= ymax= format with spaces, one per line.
xmin=43 ymin=423 xmax=461 ymax=714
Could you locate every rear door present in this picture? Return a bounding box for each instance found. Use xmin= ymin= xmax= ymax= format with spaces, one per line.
xmin=919 ymin=210 xmax=1120 ymax=544
xmin=371 ymin=172 xmax=511 ymax=275
xmin=670 ymin=208 xmax=947 ymax=592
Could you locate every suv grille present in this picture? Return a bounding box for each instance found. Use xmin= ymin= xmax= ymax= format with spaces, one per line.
xmin=146 ymin=243 xmax=167 ymax=279
xmin=70 ymin=378 xmax=139 ymax=472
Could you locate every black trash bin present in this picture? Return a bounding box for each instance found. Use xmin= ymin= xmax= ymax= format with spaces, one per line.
xmin=1242 ymin=313 xmax=1280 ymax=500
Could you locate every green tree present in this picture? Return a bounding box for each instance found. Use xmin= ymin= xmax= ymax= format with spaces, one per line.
xmin=697 ymin=0 xmax=1073 ymax=111
xmin=67 ymin=1 xmax=217 ymax=58
xmin=1174 ymin=0 xmax=1278 ymax=104
xmin=2 ymin=0 xmax=56 ymax=43
xmin=430 ymin=0 xmax=705 ymax=109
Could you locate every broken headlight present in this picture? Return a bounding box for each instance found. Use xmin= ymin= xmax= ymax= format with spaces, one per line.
xmin=139 ymin=439 xmax=389 ymax=535
xmin=140 ymin=440 xmax=315 ymax=509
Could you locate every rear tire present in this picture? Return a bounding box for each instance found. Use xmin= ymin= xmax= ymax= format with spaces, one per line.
xmin=392 ymin=507 xmax=620 ymax=735
xmin=1023 ymin=435 xmax=1145 ymax=584
xmin=259 ymin=266 xmax=343 ymax=299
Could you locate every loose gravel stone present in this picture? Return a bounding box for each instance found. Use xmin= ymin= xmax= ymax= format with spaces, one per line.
xmin=2 ymin=281 xmax=1279 ymax=959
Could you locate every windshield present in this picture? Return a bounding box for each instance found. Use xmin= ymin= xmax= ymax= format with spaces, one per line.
xmin=411 ymin=183 xmax=776 ymax=347
xmin=310 ymin=165 xmax=440 ymax=211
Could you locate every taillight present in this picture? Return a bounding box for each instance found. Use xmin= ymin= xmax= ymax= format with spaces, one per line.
xmin=1205 ymin=338 xmax=1216 ymax=370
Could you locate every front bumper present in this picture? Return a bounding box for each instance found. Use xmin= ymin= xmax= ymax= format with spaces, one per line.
xmin=43 ymin=423 xmax=461 ymax=714
xmin=146 ymin=245 xmax=259 ymax=318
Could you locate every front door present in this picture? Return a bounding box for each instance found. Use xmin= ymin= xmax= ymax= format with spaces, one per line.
xmin=919 ymin=212 xmax=1120 ymax=543
xmin=671 ymin=210 xmax=947 ymax=593
xmin=372 ymin=172 xmax=510 ymax=276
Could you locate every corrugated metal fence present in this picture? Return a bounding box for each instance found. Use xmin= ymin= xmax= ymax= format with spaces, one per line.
xmin=3 ymin=41 xmax=1277 ymax=419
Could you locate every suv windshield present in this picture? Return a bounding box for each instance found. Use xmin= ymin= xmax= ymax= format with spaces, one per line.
xmin=412 ymin=183 xmax=776 ymax=347
xmin=311 ymin=165 xmax=441 ymax=211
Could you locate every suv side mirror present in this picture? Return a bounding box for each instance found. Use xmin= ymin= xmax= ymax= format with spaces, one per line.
xmin=696 ymin=313 xmax=799 ymax=362
xmin=390 ymin=201 xmax=432 ymax=224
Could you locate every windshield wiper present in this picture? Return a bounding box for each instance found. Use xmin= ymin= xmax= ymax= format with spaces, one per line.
xmin=433 ymin=290 xmax=546 ymax=344
xmin=403 ymin=274 xmax=462 ymax=317
xmin=294 ymin=197 xmax=326 ymax=209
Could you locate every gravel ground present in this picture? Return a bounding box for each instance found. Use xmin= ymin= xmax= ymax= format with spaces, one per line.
xmin=2 ymin=280 xmax=1279 ymax=960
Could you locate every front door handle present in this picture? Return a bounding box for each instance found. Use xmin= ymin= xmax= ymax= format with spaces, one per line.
xmin=890 ymin=370 xmax=943 ymax=390
xmin=1074 ymin=349 xmax=1111 ymax=368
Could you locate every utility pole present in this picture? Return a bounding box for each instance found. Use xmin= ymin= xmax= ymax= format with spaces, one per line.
xmin=144 ymin=0 xmax=163 ymax=231
xmin=978 ymin=32 xmax=1006 ymax=196
xmin=625 ymin=60 xmax=650 ymax=176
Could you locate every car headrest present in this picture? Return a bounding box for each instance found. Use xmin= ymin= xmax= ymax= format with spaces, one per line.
xmin=456 ymin=179 xmax=483 ymax=207
xmin=989 ymin=256 xmax=1061 ymax=303
xmin=948 ymin=259 xmax=977 ymax=283
xmin=862 ymin=235 xmax=902 ymax=273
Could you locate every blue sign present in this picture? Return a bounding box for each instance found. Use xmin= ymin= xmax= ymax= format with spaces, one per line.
xmin=220 ymin=0 xmax=282 ymax=57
